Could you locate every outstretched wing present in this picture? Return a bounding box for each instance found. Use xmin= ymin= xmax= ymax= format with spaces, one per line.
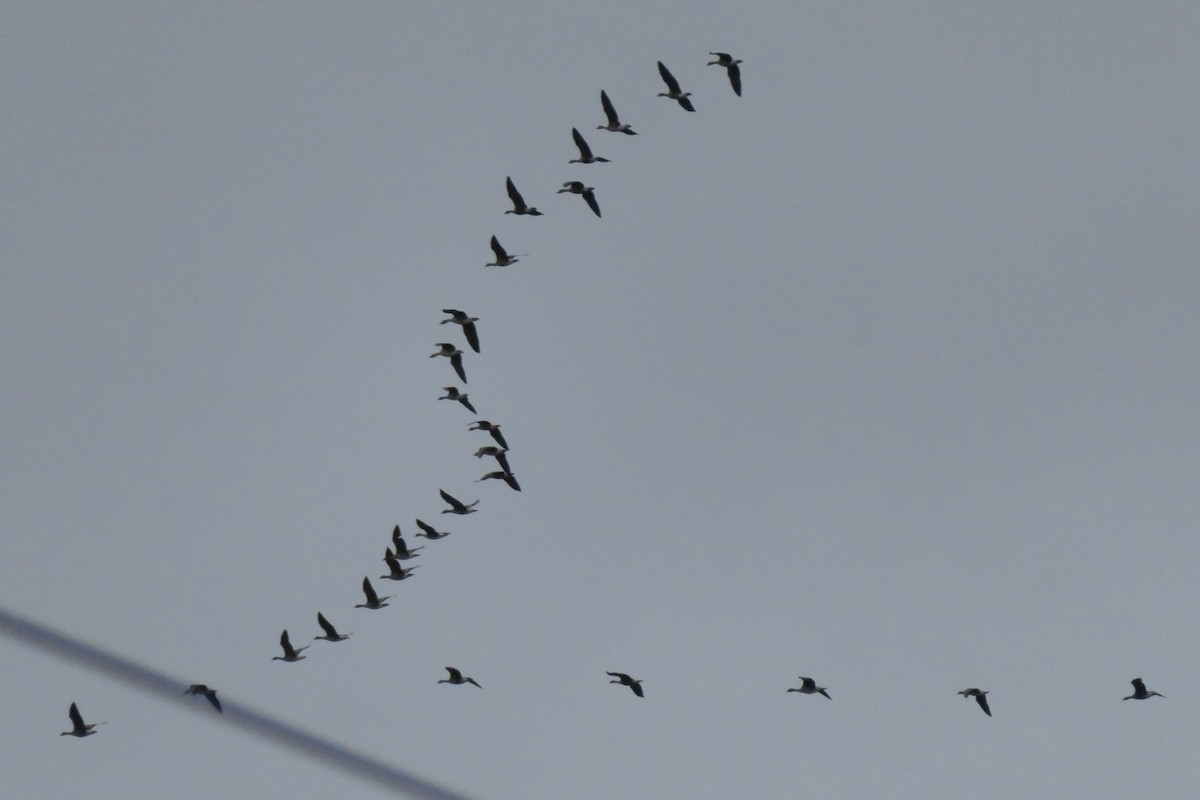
xmin=657 ymin=61 xmax=682 ymax=94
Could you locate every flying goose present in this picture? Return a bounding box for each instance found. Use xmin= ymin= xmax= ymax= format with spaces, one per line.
xmin=439 ymin=386 xmax=477 ymax=414
xmin=486 ymin=235 xmax=522 ymax=267
xmin=184 ymin=684 xmax=223 ymax=713
xmin=598 ymin=90 xmax=637 ymax=135
xmin=557 ymin=181 xmax=602 ymax=218
xmin=60 ymin=702 xmax=102 ymax=736
xmin=957 ymin=688 xmax=991 ymax=716
xmin=431 ymin=342 xmax=468 ymax=384
xmin=355 ymin=576 xmax=392 ymax=610
xmin=272 ymin=629 xmax=308 ymax=662
xmin=706 ymin=52 xmax=743 ymax=96
xmin=504 ymin=177 xmax=543 ymax=216
xmin=1123 ymin=678 xmax=1164 ymax=700
xmin=439 ymin=667 xmax=482 ymax=688
xmin=477 ymin=470 xmax=521 ymax=492
xmin=390 ymin=525 xmax=423 ymax=559
xmin=439 ymin=488 xmax=479 ymax=515
xmin=570 ymin=127 xmax=610 ymax=163
xmin=473 ymin=445 xmax=511 ymax=474
xmin=656 ymin=61 xmax=695 ymax=111
xmin=787 ymin=677 xmax=831 ymax=699
xmin=440 ymin=309 xmax=480 ymax=354
xmin=469 ymin=420 xmax=509 ymax=450
xmin=314 ymin=611 xmax=351 ymax=642
xmin=381 ymin=554 xmax=418 ymax=581
xmin=607 ymin=671 xmax=644 ymax=697
xmin=414 ymin=518 xmax=451 ymax=540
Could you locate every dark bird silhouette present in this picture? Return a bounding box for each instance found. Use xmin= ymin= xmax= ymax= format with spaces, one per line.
xmin=957 ymin=688 xmax=991 ymax=716
xmin=272 ymin=630 xmax=308 ymax=662
xmin=557 ymin=181 xmax=601 ymax=217
xmin=477 ymin=470 xmax=521 ymax=491
xmin=414 ymin=518 xmax=451 ymax=540
xmin=60 ymin=702 xmax=102 ymax=736
xmin=469 ymin=420 xmax=509 ymax=450
xmin=314 ymin=611 xmax=351 ymax=642
xmin=439 ymin=386 xmax=477 ymax=414
xmin=706 ymin=51 xmax=742 ymax=96
xmin=439 ymin=489 xmax=478 ymax=515
xmin=389 ymin=525 xmax=423 ymax=560
xmin=570 ymin=127 xmax=611 ymax=163
xmin=607 ymin=671 xmax=644 ymax=697
xmin=441 ymin=309 xmax=480 ymax=353
xmin=185 ymin=684 xmax=222 ymax=713
xmin=473 ymin=445 xmax=511 ymax=474
xmin=486 ymin=235 xmax=521 ymax=267
xmin=439 ymin=666 xmax=482 ymax=688
xmin=431 ymin=342 xmax=468 ymax=383
xmin=381 ymin=554 xmax=418 ymax=581
xmin=656 ymin=61 xmax=695 ymax=111
xmin=355 ymin=576 xmax=392 ymax=610
xmin=787 ymin=677 xmax=831 ymax=699
xmin=1123 ymin=677 xmax=1165 ymax=700
xmin=504 ymin=177 xmax=543 ymax=216
xmin=597 ymin=90 xmax=637 ymax=135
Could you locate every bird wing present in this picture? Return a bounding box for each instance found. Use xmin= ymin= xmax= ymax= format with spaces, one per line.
xmin=462 ymin=321 xmax=480 ymax=353
xmin=490 ymin=235 xmax=508 ymax=260
xmin=678 ymin=96 xmax=696 ymax=112
xmin=657 ymin=61 xmax=682 ymax=94
xmin=415 ymin=518 xmax=436 ymax=536
xmin=607 ymin=671 xmax=631 ymax=682
xmin=503 ymin=473 xmax=521 ymax=491
xmin=317 ymin=612 xmax=337 ymax=637
xmin=462 ymin=397 xmax=478 ymax=414
xmin=572 ymin=127 xmax=593 ymax=159
xmin=450 ymin=353 xmax=467 ymax=383
xmin=601 ymin=90 xmax=619 ymax=125
xmin=280 ymin=630 xmax=293 ymax=652
xmin=710 ymin=51 xmax=731 ymax=63
xmin=506 ymin=177 xmax=525 ymax=208
xmin=384 ymin=555 xmax=403 ymax=576
xmin=727 ymin=63 xmax=742 ymax=96
xmin=631 ymin=682 xmax=644 ymax=697
xmin=69 ymin=702 xmax=85 ymax=730
xmin=490 ymin=427 xmax=509 ymax=449
xmin=582 ymin=189 xmax=602 ymax=217
xmin=440 ymin=489 xmax=465 ymax=510
xmin=1131 ymin=678 xmax=1147 ymax=694
xmin=207 ymin=691 xmax=222 ymax=712
xmin=446 ymin=667 xmax=463 ymax=681
xmin=392 ymin=525 xmax=403 ymax=548
xmin=362 ymin=576 xmax=379 ymax=603
xmin=800 ymin=677 xmax=816 ymax=690
xmin=495 ymin=451 xmax=511 ymax=473
xmin=976 ymin=694 xmax=991 ymax=716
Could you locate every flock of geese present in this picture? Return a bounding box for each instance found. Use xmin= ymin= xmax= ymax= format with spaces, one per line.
xmin=57 ymin=51 xmax=1167 ymax=744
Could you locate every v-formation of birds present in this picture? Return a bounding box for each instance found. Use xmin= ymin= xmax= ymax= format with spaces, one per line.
xmin=56 ymin=53 xmax=1166 ymax=743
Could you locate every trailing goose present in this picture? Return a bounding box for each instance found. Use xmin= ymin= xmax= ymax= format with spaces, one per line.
xmin=557 ymin=181 xmax=602 ymax=218
xmin=439 ymin=386 xmax=477 ymax=415
xmin=486 ymin=235 xmax=522 ymax=267
xmin=656 ymin=61 xmax=695 ymax=111
xmin=597 ymin=90 xmax=637 ymax=135
xmin=607 ymin=671 xmax=644 ymax=697
xmin=439 ymin=667 xmax=482 ymax=688
xmin=477 ymin=470 xmax=521 ymax=491
xmin=706 ymin=51 xmax=743 ymax=96
xmin=185 ymin=684 xmax=222 ymax=713
xmin=440 ymin=309 xmax=480 ymax=354
xmin=504 ymin=177 xmax=543 ymax=216
xmin=314 ymin=611 xmax=351 ymax=642
xmin=787 ymin=677 xmax=831 ymax=699
xmin=957 ymin=688 xmax=991 ymax=716
xmin=1123 ymin=677 xmax=1164 ymax=700
xmin=272 ymin=630 xmax=308 ymax=662
xmin=355 ymin=576 xmax=392 ymax=610
xmin=469 ymin=420 xmax=509 ymax=450
xmin=60 ymin=702 xmax=102 ymax=736
xmin=431 ymin=342 xmax=468 ymax=384
xmin=380 ymin=554 xmax=418 ymax=581
xmin=390 ymin=525 xmax=423 ymax=559
xmin=439 ymin=489 xmax=478 ymax=515
xmin=570 ymin=127 xmax=611 ymax=163
xmin=473 ymin=445 xmax=511 ymax=474
xmin=414 ymin=518 xmax=451 ymax=540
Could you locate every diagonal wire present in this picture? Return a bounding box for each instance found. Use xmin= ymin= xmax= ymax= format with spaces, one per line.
xmin=0 ymin=605 xmax=481 ymax=800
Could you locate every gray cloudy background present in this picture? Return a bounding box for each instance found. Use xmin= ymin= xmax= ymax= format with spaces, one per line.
xmin=3 ymin=2 xmax=1198 ymax=798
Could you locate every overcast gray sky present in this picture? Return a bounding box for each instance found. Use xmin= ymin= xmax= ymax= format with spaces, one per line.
xmin=3 ymin=2 xmax=1199 ymax=798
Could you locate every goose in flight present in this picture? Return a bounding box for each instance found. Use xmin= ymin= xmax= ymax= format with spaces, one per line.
xmin=439 ymin=386 xmax=477 ymax=415
xmin=504 ymin=177 xmax=543 ymax=216
xmin=381 ymin=554 xmax=418 ymax=581
xmin=706 ymin=52 xmax=742 ymax=96
xmin=439 ymin=488 xmax=479 ymax=515
xmin=957 ymin=688 xmax=991 ymax=716
xmin=607 ymin=671 xmax=644 ymax=697
xmin=60 ymin=702 xmax=103 ymax=736
xmin=656 ymin=61 xmax=695 ymax=111
xmin=469 ymin=420 xmax=509 ymax=450
xmin=272 ymin=629 xmax=308 ymax=662
xmin=473 ymin=445 xmax=511 ymax=474
xmin=414 ymin=518 xmax=451 ymax=540
xmin=439 ymin=667 xmax=482 ymax=688
xmin=598 ymin=90 xmax=637 ymax=135
xmin=355 ymin=576 xmax=392 ymax=610
xmin=390 ymin=525 xmax=423 ymax=559
xmin=486 ymin=235 xmax=522 ymax=267
xmin=477 ymin=469 xmax=521 ymax=492
xmin=440 ymin=309 xmax=480 ymax=354
xmin=431 ymin=342 xmax=468 ymax=384
xmin=787 ymin=677 xmax=831 ymax=699
xmin=314 ymin=611 xmax=351 ymax=642
xmin=1123 ymin=678 xmax=1165 ymax=700
xmin=557 ymin=181 xmax=602 ymax=218
xmin=570 ymin=127 xmax=610 ymax=163
xmin=184 ymin=684 xmax=223 ymax=713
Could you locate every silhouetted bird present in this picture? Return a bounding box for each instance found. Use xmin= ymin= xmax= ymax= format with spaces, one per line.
xmin=439 ymin=386 xmax=477 ymax=414
xmin=441 ymin=309 xmax=480 ymax=353
xmin=570 ymin=127 xmax=611 ymax=163
xmin=957 ymin=688 xmax=991 ymax=716
xmin=185 ymin=684 xmax=222 ymax=713
xmin=314 ymin=611 xmax=351 ymax=642
xmin=438 ymin=666 xmax=482 ymax=688
xmin=557 ymin=181 xmax=602 ymax=217
xmin=607 ymin=671 xmax=644 ymax=697
xmin=504 ymin=177 xmax=543 ymax=216
xmin=597 ymin=90 xmax=637 ymax=135
xmin=469 ymin=420 xmax=509 ymax=450
xmin=355 ymin=576 xmax=392 ymax=610
xmin=656 ymin=61 xmax=695 ymax=111
xmin=439 ymin=489 xmax=478 ymax=515
xmin=787 ymin=677 xmax=831 ymax=699
xmin=60 ymin=702 xmax=102 ymax=736
xmin=1123 ymin=677 xmax=1164 ymax=700
xmin=272 ymin=630 xmax=308 ymax=662
xmin=706 ymin=52 xmax=743 ymax=96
